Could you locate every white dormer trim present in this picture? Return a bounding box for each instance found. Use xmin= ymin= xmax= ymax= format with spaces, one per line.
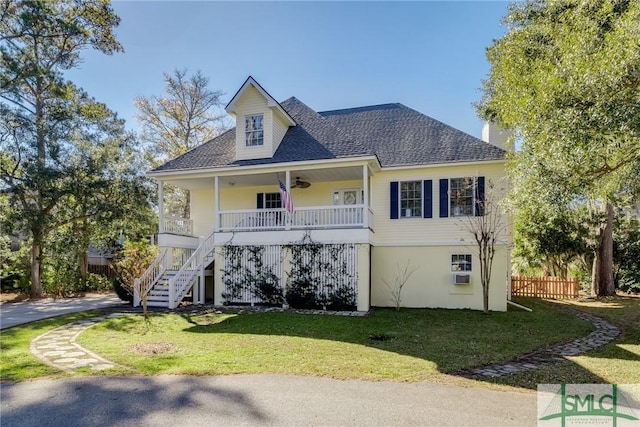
xmin=225 ymin=76 xmax=296 ymax=127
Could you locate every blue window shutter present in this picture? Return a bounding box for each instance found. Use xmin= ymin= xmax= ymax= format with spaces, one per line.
xmin=390 ymin=181 xmax=399 ymax=219
xmin=475 ymin=176 xmax=485 ymax=216
xmin=439 ymin=179 xmax=449 ymax=218
xmin=423 ymin=180 xmax=432 ymax=218
xmin=257 ymin=193 xmax=264 ymax=209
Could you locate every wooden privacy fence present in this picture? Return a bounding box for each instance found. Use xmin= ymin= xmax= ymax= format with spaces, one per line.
xmin=88 ymin=264 xmax=117 ymax=279
xmin=511 ymin=275 xmax=579 ymax=299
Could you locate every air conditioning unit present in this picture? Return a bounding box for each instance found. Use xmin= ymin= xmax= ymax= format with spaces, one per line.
xmin=452 ymin=273 xmax=471 ymax=285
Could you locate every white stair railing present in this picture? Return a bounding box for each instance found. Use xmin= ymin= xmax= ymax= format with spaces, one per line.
xmin=134 ymin=248 xmax=169 ymax=307
xmin=167 ymin=230 xmax=216 ymax=309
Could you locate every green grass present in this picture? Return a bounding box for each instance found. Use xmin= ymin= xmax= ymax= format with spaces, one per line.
xmin=74 ymin=299 xmax=593 ymax=382
xmin=485 ymin=296 xmax=640 ymax=389
xmin=0 ymin=311 xmax=102 ymax=382
xmin=3 ymin=297 xmax=637 ymax=389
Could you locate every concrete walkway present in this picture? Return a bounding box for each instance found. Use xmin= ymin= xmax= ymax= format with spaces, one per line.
xmin=0 ymin=294 xmax=128 ymax=329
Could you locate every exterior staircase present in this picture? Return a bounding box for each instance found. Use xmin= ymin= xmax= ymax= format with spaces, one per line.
xmin=134 ymin=230 xmax=215 ymax=309
xmin=146 ymin=270 xmax=177 ymax=307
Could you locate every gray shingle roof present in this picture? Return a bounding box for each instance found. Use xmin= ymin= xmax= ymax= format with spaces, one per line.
xmin=152 ymin=97 xmax=504 ymax=172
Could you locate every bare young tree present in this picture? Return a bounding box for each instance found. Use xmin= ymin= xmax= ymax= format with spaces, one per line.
xmin=460 ymin=179 xmax=508 ymax=314
xmin=135 ymin=69 xmax=227 ymax=218
xmin=383 ymin=261 xmax=418 ymax=311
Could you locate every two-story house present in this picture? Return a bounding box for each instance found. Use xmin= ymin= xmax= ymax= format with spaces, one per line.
xmin=138 ymin=76 xmax=510 ymax=312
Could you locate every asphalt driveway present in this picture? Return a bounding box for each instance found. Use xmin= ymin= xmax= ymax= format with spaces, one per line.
xmin=0 ymin=374 xmax=537 ymax=427
xmin=0 ymin=293 xmax=128 ymax=329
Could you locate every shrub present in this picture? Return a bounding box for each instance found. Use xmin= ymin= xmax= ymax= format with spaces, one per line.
xmin=327 ymin=285 xmax=357 ymax=311
xmin=112 ymin=277 xmax=133 ymax=303
xmin=85 ymin=273 xmax=112 ymax=292
xmin=618 ymin=271 xmax=640 ymax=294
xmin=286 ymin=280 xmax=320 ymax=309
xmin=253 ymin=275 xmax=284 ymax=306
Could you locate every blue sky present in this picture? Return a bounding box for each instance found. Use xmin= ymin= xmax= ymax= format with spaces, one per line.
xmin=66 ymin=1 xmax=510 ymax=139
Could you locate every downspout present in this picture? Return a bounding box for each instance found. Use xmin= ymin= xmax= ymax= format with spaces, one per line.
xmin=508 ymin=300 xmax=532 ymax=312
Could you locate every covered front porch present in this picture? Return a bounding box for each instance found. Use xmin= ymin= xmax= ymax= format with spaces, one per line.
xmin=155 ymin=160 xmax=378 ymax=241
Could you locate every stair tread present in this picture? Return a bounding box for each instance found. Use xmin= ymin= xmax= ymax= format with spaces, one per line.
xmin=138 ymin=241 xmax=215 ymax=309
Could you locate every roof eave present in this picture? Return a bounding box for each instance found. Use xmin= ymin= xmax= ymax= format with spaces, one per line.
xmin=225 ymin=76 xmax=296 ymax=126
xmin=146 ymin=155 xmax=381 ymax=179
xmin=380 ymin=158 xmax=506 ymax=171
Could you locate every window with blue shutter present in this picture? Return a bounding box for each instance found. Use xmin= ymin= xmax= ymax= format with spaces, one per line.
xmin=423 ymin=180 xmax=432 ymax=218
xmin=390 ymin=181 xmax=399 ymax=219
xmin=256 ymin=193 xmax=264 ymax=209
xmin=475 ymin=176 xmax=485 ymax=216
xmin=439 ymin=179 xmax=449 ymax=218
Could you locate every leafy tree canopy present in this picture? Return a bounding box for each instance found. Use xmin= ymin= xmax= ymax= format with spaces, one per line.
xmin=479 ymin=0 xmax=640 ymax=199
xmin=0 ymin=0 xmax=155 ymax=297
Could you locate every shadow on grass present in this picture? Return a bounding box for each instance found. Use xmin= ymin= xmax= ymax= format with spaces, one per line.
xmin=177 ymin=300 xmax=601 ymax=380
xmin=85 ymin=297 xmax=639 ymax=389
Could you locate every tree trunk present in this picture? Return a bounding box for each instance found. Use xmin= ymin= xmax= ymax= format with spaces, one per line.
xmin=182 ymin=189 xmax=190 ymax=219
xmin=31 ymin=78 xmax=45 ymax=299
xmin=79 ymin=219 xmax=89 ymax=290
xmin=591 ymin=250 xmax=600 ymax=296
xmin=591 ymin=202 xmax=615 ymax=296
xmin=30 ymin=238 xmax=43 ymax=298
xmin=483 ymin=283 xmax=489 ymax=314
xmin=80 ymin=249 xmax=88 ymax=290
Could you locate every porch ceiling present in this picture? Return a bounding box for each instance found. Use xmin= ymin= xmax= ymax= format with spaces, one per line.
xmin=164 ymin=165 xmax=367 ymax=190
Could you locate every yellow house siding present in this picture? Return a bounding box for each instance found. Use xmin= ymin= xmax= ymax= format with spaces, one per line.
xmin=219 ymin=180 xmax=364 ymax=210
xmin=370 ymin=163 xmax=507 ymax=245
xmin=218 ymin=186 xmax=261 ymax=210
xmin=272 ymin=112 xmax=289 ymax=156
xmin=234 ymin=86 xmax=273 ymax=160
xmin=190 ymin=188 xmax=215 ymax=237
xmin=371 ymin=245 xmax=508 ymax=311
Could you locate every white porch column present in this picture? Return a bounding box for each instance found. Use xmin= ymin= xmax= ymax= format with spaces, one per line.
xmin=356 ymin=244 xmax=371 ymax=312
xmin=213 ymin=246 xmax=224 ymax=306
xmin=158 ymin=180 xmax=165 ymax=233
xmin=199 ymin=261 xmax=205 ymax=305
xmin=362 ymin=164 xmax=369 ymax=228
xmin=214 ymin=176 xmax=219 ymax=231
xmin=285 ymin=170 xmax=291 ymax=230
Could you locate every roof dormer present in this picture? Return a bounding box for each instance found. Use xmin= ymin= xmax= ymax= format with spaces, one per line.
xmin=225 ymin=77 xmax=296 ymax=161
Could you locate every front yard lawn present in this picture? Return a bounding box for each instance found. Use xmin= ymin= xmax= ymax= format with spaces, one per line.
xmin=75 ymin=298 xmax=592 ymax=382
xmin=2 ymin=297 xmax=637 ymax=389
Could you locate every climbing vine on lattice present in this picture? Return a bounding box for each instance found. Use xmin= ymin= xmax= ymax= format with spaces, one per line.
xmin=286 ymin=233 xmax=357 ymax=310
xmin=221 ymin=244 xmax=283 ymax=305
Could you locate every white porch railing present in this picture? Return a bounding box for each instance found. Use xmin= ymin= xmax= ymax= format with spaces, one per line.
xmin=167 ymin=229 xmax=216 ymax=309
xmin=162 ymin=217 xmax=193 ymax=235
xmin=134 ymin=248 xmax=168 ymax=307
xmin=218 ymin=205 xmax=367 ymax=231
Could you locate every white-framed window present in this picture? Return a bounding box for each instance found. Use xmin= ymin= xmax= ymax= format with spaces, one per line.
xmin=332 ymin=188 xmax=364 ymax=205
xmin=451 ymin=254 xmax=472 ymax=272
xmin=450 ymin=177 xmax=474 ymax=217
xmin=264 ymin=192 xmax=281 ymax=209
xmin=400 ymin=181 xmax=422 ymax=218
xmin=245 ymin=114 xmax=264 ymax=146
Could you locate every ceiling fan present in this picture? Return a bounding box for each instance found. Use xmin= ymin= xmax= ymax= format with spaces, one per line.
xmin=290 ymin=177 xmax=311 ymax=189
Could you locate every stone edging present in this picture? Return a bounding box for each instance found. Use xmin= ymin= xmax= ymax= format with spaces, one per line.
xmin=30 ymin=313 xmax=127 ymax=373
xmin=455 ymin=309 xmax=620 ymax=379
xmin=176 ymin=304 xmax=368 ymax=317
